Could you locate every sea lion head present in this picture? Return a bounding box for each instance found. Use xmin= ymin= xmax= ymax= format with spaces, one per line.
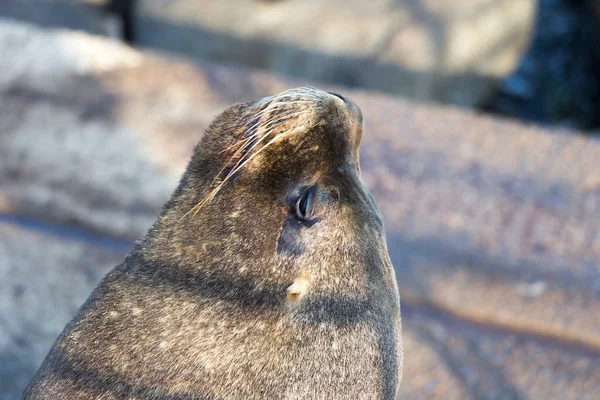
xmin=24 ymin=87 xmax=402 ymax=399
xmin=146 ymin=87 xmax=396 ymax=307
xmin=145 ymin=87 xmax=402 ymax=388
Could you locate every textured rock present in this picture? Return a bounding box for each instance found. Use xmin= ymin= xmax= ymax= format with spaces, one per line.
xmin=134 ymin=0 xmax=535 ymax=107
xmin=0 ymin=218 xmax=129 ymax=399
xmin=2 ymin=20 xmax=600 ymax=399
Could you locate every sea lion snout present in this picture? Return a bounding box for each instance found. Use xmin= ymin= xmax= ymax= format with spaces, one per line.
xmin=246 ymin=87 xmax=363 ymax=158
xmin=328 ymin=91 xmax=363 ymax=126
xmin=327 ymin=90 xmax=363 ymax=158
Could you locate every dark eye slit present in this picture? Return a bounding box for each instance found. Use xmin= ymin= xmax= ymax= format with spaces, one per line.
xmin=295 ymin=185 xmax=317 ymax=221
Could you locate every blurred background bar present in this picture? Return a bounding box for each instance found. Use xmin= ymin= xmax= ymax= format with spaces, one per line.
xmin=1 ymin=1 xmax=600 ymax=399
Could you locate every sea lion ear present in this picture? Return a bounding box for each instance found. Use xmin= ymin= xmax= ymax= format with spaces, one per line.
xmin=286 ymin=277 xmax=310 ymax=302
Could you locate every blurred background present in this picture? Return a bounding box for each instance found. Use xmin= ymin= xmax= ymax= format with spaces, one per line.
xmin=1 ymin=0 xmax=600 ymax=399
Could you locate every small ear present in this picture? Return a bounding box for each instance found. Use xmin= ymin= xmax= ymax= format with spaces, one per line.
xmin=286 ymin=278 xmax=310 ymax=302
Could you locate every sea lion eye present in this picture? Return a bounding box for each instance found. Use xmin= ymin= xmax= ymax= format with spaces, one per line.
xmin=295 ymin=185 xmax=317 ymax=221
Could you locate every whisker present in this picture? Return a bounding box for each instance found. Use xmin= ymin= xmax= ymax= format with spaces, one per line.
xmin=217 ymin=110 xmax=310 ymax=184
xmin=222 ymin=107 xmax=309 ymax=160
xmin=182 ymin=105 xmax=313 ymax=219
xmin=202 ymin=123 xmax=303 ymax=208
xmin=226 ymin=101 xmax=311 ymax=145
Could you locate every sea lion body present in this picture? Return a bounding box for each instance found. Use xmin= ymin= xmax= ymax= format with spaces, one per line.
xmin=24 ymin=88 xmax=402 ymax=399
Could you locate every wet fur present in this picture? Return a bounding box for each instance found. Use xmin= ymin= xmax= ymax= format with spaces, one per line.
xmin=23 ymin=88 xmax=402 ymax=399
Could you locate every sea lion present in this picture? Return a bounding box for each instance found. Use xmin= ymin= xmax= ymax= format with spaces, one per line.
xmin=23 ymin=87 xmax=402 ymax=399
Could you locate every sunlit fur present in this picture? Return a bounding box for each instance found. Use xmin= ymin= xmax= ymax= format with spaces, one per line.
xmin=186 ymin=87 xmax=323 ymax=216
xmin=24 ymin=87 xmax=402 ymax=400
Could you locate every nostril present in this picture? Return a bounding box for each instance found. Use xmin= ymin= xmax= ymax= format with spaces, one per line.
xmin=328 ymin=92 xmax=346 ymax=102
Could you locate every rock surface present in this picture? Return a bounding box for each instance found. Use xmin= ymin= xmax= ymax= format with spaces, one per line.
xmin=0 ymin=0 xmax=118 ymax=37
xmin=1 ymin=20 xmax=600 ymax=399
xmin=134 ymin=0 xmax=535 ymax=107
xmin=0 ymin=218 xmax=129 ymax=398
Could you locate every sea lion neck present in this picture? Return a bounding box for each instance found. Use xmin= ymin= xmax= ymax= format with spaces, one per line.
xmin=24 ymin=87 xmax=402 ymax=399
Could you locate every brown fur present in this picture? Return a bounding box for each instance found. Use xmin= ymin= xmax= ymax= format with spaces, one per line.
xmin=23 ymin=87 xmax=402 ymax=399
